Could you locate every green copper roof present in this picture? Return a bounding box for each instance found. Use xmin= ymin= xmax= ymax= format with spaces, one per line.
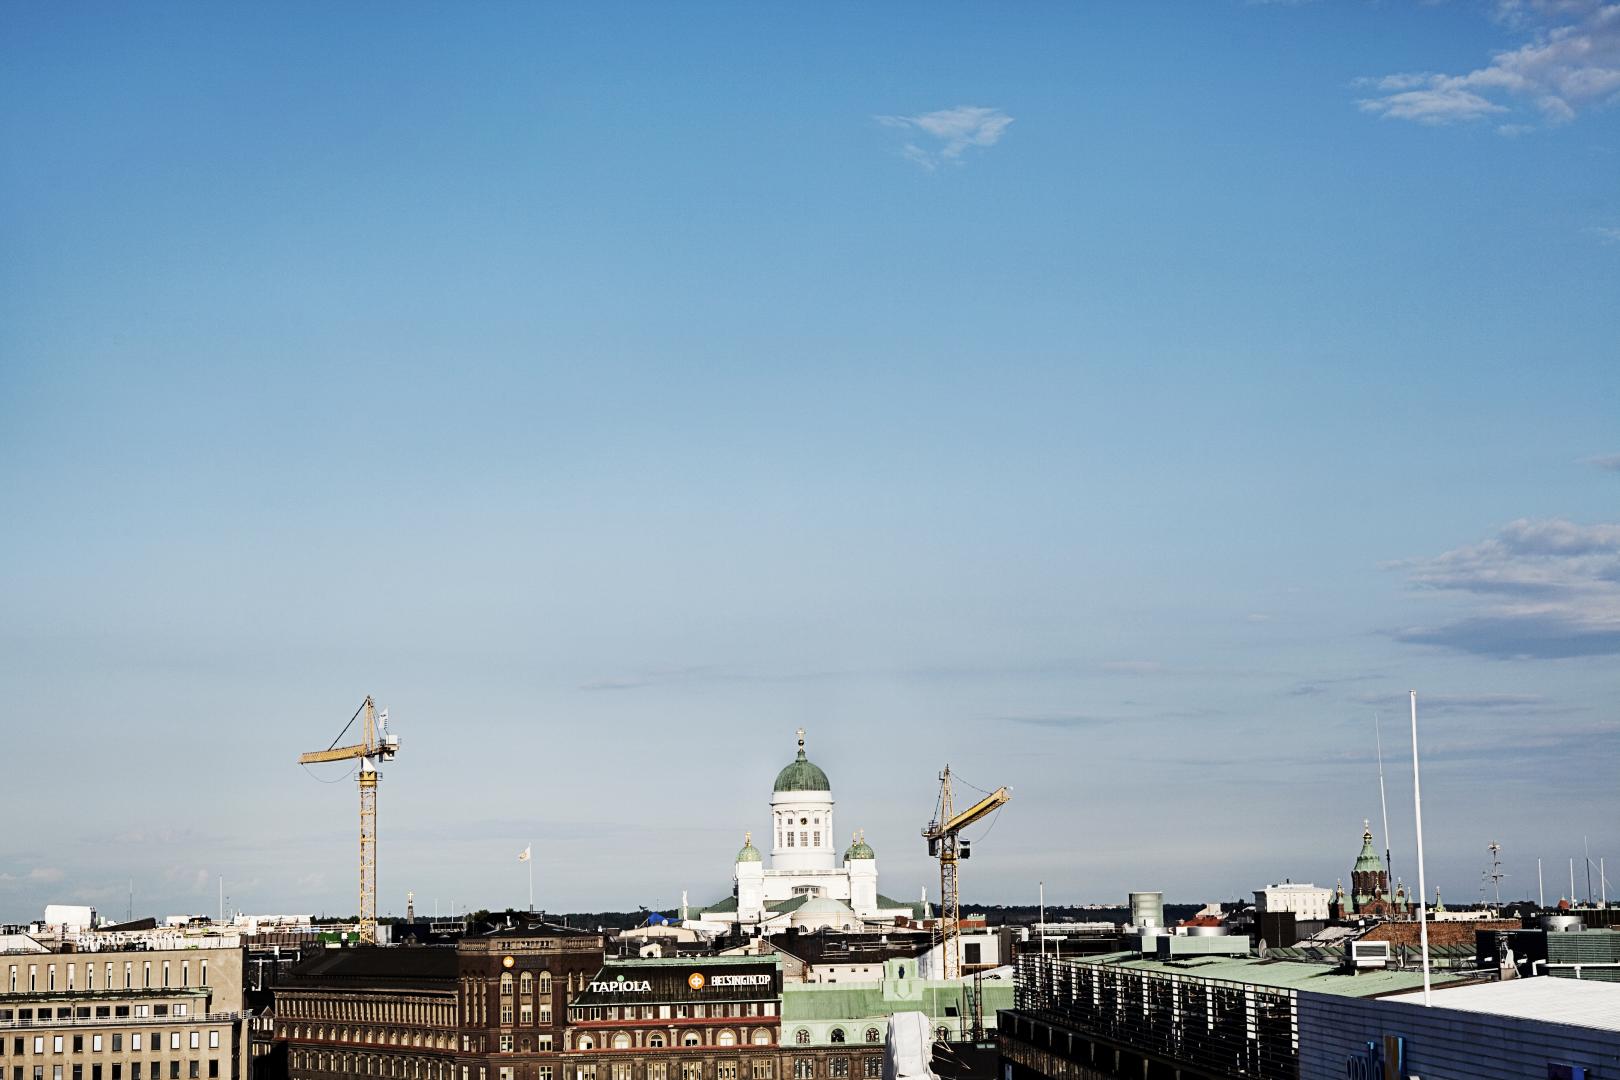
xmin=844 ymin=833 xmax=875 ymax=860
xmin=737 ymin=834 xmax=763 ymax=863
xmin=774 ymin=748 xmax=831 ymax=792
xmin=1354 ymin=826 xmax=1384 ymax=873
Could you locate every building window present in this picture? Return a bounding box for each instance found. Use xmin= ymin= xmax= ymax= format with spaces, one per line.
xmin=862 ymin=1060 xmax=880 ymax=1079
xmin=681 ymin=1065 xmax=702 ymax=1080
xmin=829 ymin=1030 xmax=845 ymax=1045
xmin=646 ymin=1067 xmax=666 ymax=1080
xmin=577 ymin=1068 xmax=596 ymax=1080
xmin=520 ymin=1005 xmax=532 ymax=1025
xmin=716 ymin=1066 xmax=736 ymax=1080
xmin=500 ymin=975 xmax=513 ymax=997
xmin=715 ymin=1032 xmax=735 ymax=1047
xmin=786 ymin=833 xmax=794 ymax=847
xmin=793 ymin=1030 xmax=810 ymax=1047
xmin=863 ymin=1030 xmax=879 ymax=1045
xmin=751 ymin=1031 xmax=772 ymax=1047
xmin=793 ymin=1062 xmax=812 ymax=1080
xmin=647 ymin=1034 xmax=664 ymax=1049
xmin=611 ymin=1034 xmax=630 ymax=1050
xmin=800 ymin=833 xmax=808 ymax=847
xmin=751 ymin=1064 xmax=772 ymax=1080
xmin=576 ymin=1037 xmax=594 ymax=1052
xmin=681 ymin=1034 xmax=699 ymax=1048
xmin=208 ymin=1033 xmax=218 ymax=1051
xmin=189 ymin=1034 xmax=199 ymax=1051
xmin=610 ymin=1066 xmax=632 ymax=1080
xmin=830 ymin=1062 xmax=848 ymax=1080
xmin=499 ymin=1070 xmax=513 ymax=1080
xmin=538 ymin=1071 xmax=552 ymax=1080
xmin=538 ymin=972 xmax=552 ymax=995
xmin=499 ymin=1037 xmax=512 ymax=1053
xmin=813 ymin=833 xmax=820 ymax=847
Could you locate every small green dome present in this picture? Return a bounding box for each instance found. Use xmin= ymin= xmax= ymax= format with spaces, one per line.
xmin=774 ymin=732 xmax=831 ymax=792
xmin=845 ymin=834 xmax=875 ymax=861
xmin=736 ymin=833 xmax=762 ymax=863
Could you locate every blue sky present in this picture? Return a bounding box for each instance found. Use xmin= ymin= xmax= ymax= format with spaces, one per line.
xmin=2 ymin=1 xmax=1617 ymax=922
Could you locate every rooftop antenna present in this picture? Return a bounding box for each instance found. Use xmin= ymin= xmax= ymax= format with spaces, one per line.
xmin=1537 ymin=858 xmax=1544 ymax=909
xmin=1374 ymin=712 xmax=1395 ymax=891
xmin=1488 ymin=842 xmax=1504 ymax=907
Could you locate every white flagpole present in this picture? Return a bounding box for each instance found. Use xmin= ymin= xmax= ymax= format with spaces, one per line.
xmin=528 ymin=842 xmax=535 ymax=912
xmin=1039 ymin=881 xmax=1045 ymax=958
xmin=1409 ymin=690 xmax=1431 ymax=1006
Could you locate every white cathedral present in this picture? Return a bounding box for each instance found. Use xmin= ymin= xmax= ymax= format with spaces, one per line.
xmin=684 ymin=730 xmax=921 ymax=934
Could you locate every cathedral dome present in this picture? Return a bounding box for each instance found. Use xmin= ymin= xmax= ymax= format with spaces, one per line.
xmin=844 ymin=832 xmax=875 ymax=860
xmin=736 ymin=833 xmax=762 ymax=863
xmin=773 ymin=730 xmax=831 ymax=792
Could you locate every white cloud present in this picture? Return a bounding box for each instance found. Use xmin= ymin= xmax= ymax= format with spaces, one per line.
xmin=1358 ymin=2 xmax=1620 ymax=128
xmin=1390 ymin=518 xmax=1620 ymax=657
xmin=877 ymin=105 xmax=1014 ymax=170
xmin=1591 ymin=225 xmax=1620 ymax=244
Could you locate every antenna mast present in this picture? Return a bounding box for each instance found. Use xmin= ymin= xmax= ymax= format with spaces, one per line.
xmin=1374 ymin=712 xmax=1395 ymax=890
xmin=1488 ymin=842 xmax=1504 ymax=907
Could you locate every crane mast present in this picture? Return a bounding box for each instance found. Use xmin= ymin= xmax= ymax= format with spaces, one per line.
xmin=922 ymin=765 xmax=1010 ymax=982
xmin=298 ymin=696 xmax=400 ymax=945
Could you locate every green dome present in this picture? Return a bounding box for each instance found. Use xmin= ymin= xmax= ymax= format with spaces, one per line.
xmin=1353 ymin=825 xmax=1384 ymax=873
xmin=844 ymin=834 xmax=875 ymax=861
xmin=773 ymin=748 xmax=831 ymax=793
xmin=736 ymin=833 xmax=762 ymax=863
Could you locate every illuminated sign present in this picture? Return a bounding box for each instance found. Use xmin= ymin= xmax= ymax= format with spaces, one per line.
xmin=709 ymin=974 xmax=772 ymax=987
xmin=588 ymin=978 xmax=653 ymax=993
xmin=687 ymin=973 xmax=706 ymax=990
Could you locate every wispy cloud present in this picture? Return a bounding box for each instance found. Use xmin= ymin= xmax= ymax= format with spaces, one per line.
xmin=1590 ymin=226 xmax=1620 ymax=245
xmin=876 ymin=106 xmax=1014 ymax=170
xmin=1581 ymin=452 xmax=1620 ymax=469
xmin=1356 ymin=1 xmax=1620 ymax=128
xmin=1389 ymin=518 xmax=1620 ymax=658
xmin=1349 ymin=691 xmax=1582 ymax=716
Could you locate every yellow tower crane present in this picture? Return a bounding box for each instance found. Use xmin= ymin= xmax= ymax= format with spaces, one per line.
xmin=298 ymin=696 xmax=400 ymax=945
xmin=922 ymin=766 xmax=1010 ymax=981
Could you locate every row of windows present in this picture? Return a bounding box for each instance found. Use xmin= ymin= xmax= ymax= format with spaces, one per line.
xmin=281 ymin=998 xmax=449 ymax=1027
xmin=569 ymin=1004 xmax=775 ymax=1023
xmin=569 ymin=1030 xmax=774 ymax=1052
xmin=5 ymin=1033 xmax=220 ymax=1056
xmin=4 ymin=1061 xmax=220 ymax=1080
xmin=495 ymin=975 xmax=552 ymax=998
xmin=562 ymin=1061 xmax=879 ymax=1080
xmin=5 ymin=964 xmax=206 ymax=996
xmin=0 ymin=1004 xmax=192 ymax=1023
xmin=288 ymin=1051 xmax=449 ymax=1079
xmin=792 ymin=1030 xmax=880 ymax=1047
xmin=279 ymin=1026 xmax=450 ymax=1051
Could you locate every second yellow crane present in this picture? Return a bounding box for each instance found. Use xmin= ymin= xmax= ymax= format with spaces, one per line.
xmin=922 ymin=765 xmax=1010 ymax=981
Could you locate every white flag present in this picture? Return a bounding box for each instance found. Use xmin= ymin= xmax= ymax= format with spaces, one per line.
xmin=518 ymin=846 xmax=531 ymax=862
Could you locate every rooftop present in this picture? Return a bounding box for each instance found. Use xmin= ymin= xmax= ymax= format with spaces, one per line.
xmin=1387 ymin=977 xmax=1620 ymax=1032
xmin=1063 ymin=951 xmax=1471 ymax=999
xmin=282 ymin=947 xmax=459 ymax=986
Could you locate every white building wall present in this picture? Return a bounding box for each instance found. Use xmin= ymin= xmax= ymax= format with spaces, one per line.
xmin=1254 ymin=885 xmax=1332 ymax=922
xmin=770 ymin=791 xmax=837 ymax=872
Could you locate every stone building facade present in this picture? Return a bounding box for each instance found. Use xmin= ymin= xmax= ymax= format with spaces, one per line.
xmin=0 ymin=946 xmax=248 ymax=1080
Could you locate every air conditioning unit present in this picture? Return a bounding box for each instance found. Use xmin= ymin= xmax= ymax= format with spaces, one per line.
xmin=1349 ymin=940 xmax=1391 ymax=971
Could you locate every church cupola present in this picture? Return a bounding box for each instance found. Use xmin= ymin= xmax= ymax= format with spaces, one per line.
xmin=770 ymin=729 xmax=836 ymax=873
